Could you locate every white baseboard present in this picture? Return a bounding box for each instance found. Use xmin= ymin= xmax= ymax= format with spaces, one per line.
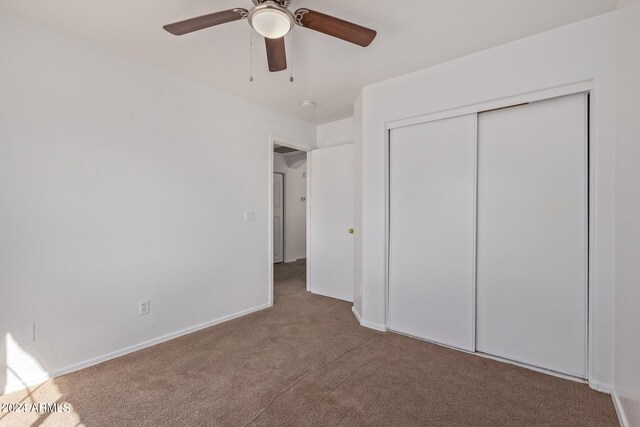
xmin=589 ymin=380 xmax=613 ymax=394
xmin=2 ymin=303 xmax=271 ymax=395
xmin=351 ymin=307 xmax=388 ymax=332
xmin=361 ymin=320 xmax=388 ymax=332
xmin=351 ymin=306 xmax=363 ymax=323
xmin=613 ymin=392 xmax=630 ymax=427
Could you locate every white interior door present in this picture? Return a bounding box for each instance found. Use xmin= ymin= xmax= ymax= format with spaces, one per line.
xmin=309 ymin=144 xmax=354 ymax=302
xmin=389 ymin=114 xmax=477 ymax=351
xmin=273 ymin=173 xmax=284 ymax=264
xmin=476 ymin=93 xmax=588 ymax=377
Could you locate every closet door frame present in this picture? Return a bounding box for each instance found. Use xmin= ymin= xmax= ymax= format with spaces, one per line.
xmin=383 ymin=80 xmax=594 ymax=382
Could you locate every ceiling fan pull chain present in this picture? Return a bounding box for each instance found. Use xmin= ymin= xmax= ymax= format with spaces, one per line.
xmin=249 ymin=27 xmax=254 ymax=82
xmin=289 ymin=32 xmax=294 ymax=83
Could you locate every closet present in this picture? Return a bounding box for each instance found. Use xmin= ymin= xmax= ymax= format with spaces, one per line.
xmin=388 ymin=93 xmax=588 ymax=378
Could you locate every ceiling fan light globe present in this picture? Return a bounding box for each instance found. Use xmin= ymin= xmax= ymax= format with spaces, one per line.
xmin=250 ymin=7 xmax=293 ymax=39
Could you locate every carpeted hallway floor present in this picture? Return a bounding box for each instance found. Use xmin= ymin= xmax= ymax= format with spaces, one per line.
xmin=0 ymin=260 xmax=618 ymax=426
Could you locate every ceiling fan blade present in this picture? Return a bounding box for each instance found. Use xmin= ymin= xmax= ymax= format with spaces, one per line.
xmin=163 ymin=8 xmax=248 ymax=36
xmin=294 ymin=9 xmax=377 ymax=47
xmin=265 ymin=37 xmax=287 ymax=72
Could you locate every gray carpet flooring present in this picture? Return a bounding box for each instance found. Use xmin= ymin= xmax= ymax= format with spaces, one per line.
xmin=0 ymin=259 xmax=618 ymax=426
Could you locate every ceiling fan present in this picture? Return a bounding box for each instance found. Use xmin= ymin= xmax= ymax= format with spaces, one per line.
xmin=163 ymin=0 xmax=377 ymax=73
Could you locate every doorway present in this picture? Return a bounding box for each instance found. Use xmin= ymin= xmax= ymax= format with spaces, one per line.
xmin=269 ymin=137 xmax=310 ymax=306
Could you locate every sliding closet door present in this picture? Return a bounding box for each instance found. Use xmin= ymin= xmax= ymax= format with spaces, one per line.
xmin=389 ymin=114 xmax=476 ymax=351
xmin=476 ymin=93 xmax=588 ymax=377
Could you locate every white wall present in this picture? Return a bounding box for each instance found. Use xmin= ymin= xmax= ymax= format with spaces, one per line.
xmin=614 ymin=1 xmax=640 ymax=424
xmin=273 ymin=153 xmax=307 ymax=262
xmin=359 ymin=12 xmax=617 ymax=389
xmin=0 ymin=9 xmax=315 ymax=394
xmin=316 ymin=118 xmax=355 ymax=148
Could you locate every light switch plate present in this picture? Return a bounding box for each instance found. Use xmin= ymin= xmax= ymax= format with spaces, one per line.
xmin=139 ymin=300 xmax=150 ymax=315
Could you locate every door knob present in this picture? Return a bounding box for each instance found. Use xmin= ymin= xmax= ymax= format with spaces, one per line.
xmin=348 ymin=227 xmax=355 ymax=235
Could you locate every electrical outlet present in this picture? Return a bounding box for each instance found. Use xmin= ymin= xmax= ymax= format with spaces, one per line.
xmin=139 ymin=300 xmax=150 ymax=316
xmin=244 ymin=210 xmax=255 ymax=222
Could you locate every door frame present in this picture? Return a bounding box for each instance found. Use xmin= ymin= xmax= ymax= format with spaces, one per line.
xmin=273 ymin=172 xmax=285 ymax=264
xmin=268 ymin=135 xmax=312 ymax=306
xmin=384 ymin=80 xmax=595 ymax=384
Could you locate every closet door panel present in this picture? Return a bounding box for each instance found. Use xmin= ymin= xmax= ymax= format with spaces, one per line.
xmin=476 ymin=93 xmax=588 ymax=377
xmin=389 ymin=114 xmax=476 ymax=351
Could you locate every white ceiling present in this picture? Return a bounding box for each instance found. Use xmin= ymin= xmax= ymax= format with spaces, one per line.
xmin=0 ymin=0 xmax=617 ymax=124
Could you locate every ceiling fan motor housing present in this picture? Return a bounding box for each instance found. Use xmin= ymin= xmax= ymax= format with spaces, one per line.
xmin=251 ymin=0 xmax=292 ymax=7
xmin=248 ymin=1 xmax=295 ymax=39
